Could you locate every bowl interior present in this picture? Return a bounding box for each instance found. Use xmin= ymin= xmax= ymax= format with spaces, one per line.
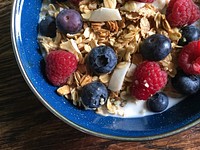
xmin=12 ymin=0 xmax=200 ymax=140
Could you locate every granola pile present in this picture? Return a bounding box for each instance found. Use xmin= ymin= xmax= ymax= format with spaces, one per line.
xmin=38 ymin=0 xmax=184 ymax=116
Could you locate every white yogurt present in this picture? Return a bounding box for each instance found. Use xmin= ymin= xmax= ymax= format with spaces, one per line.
xmin=96 ymin=95 xmax=185 ymax=118
xmin=120 ymin=97 xmax=184 ymax=118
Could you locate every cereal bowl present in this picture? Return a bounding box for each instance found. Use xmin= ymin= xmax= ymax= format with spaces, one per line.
xmin=11 ymin=0 xmax=200 ymax=141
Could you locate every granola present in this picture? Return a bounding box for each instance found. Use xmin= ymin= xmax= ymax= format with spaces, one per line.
xmin=38 ymin=0 xmax=198 ymax=117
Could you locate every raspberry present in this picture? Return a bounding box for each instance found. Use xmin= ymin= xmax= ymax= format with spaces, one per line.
xmin=178 ymin=40 xmax=200 ymax=75
xmin=45 ymin=50 xmax=78 ymax=86
xmin=166 ymin=0 xmax=200 ymax=27
xmin=189 ymin=4 xmax=200 ymax=25
xmin=130 ymin=61 xmax=168 ymax=100
xmin=134 ymin=0 xmax=154 ymax=3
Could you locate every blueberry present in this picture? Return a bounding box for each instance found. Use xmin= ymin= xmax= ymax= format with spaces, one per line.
xmin=178 ymin=25 xmax=200 ymax=46
xmin=140 ymin=34 xmax=172 ymax=61
xmin=39 ymin=16 xmax=56 ymax=38
xmin=87 ymin=46 xmax=117 ymax=75
xmin=171 ymin=71 xmax=200 ymax=95
xmin=147 ymin=92 xmax=169 ymax=112
xmin=56 ymin=9 xmax=82 ymax=34
xmin=80 ymin=82 xmax=108 ymax=109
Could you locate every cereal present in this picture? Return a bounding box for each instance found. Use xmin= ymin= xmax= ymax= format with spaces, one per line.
xmin=38 ymin=0 xmax=188 ymax=117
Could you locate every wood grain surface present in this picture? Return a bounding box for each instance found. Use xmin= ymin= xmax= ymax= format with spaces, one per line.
xmin=0 ymin=0 xmax=200 ymax=149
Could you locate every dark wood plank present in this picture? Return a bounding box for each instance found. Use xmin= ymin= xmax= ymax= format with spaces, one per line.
xmin=0 ymin=0 xmax=200 ymax=150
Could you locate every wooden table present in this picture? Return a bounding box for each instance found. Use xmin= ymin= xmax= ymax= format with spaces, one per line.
xmin=0 ymin=0 xmax=200 ymax=149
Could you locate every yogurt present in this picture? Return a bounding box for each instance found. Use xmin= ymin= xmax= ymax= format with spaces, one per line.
xmin=96 ymin=96 xmax=184 ymax=118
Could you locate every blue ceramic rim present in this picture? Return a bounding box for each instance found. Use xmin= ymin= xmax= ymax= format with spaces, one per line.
xmin=11 ymin=0 xmax=200 ymax=141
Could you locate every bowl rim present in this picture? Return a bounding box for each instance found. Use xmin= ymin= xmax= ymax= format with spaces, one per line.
xmin=11 ymin=0 xmax=200 ymax=141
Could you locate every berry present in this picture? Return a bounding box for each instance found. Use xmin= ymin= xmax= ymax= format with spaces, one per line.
xmin=178 ymin=25 xmax=200 ymax=46
xmin=39 ymin=16 xmax=56 ymax=38
xmin=140 ymin=34 xmax=172 ymax=61
xmin=87 ymin=46 xmax=117 ymax=75
xmin=178 ymin=40 xmax=200 ymax=75
xmin=130 ymin=61 xmax=168 ymax=100
xmin=147 ymin=92 xmax=169 ymax=112
xmin=56 ymin=9 xmax=83 ymax=34
xmin=171 ymin=71 xmax=200 ymax=95
xmin=45 ymin=50 xmax=78 ymax=86
xmin=166 ymin=0 xmax=200 ymax=27
xmin=80 ymin=82 xmax=108 ymax=109
xmin=134 ymin=0 xmax=154 ymax=3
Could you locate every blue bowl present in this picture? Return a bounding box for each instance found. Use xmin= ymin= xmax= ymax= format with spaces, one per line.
xmin=11 ymin=0 xmax=200 ymax=140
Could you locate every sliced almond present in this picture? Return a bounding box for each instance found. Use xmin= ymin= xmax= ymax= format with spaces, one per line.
xmin=89 ymin=8 xmax=122 ymax=22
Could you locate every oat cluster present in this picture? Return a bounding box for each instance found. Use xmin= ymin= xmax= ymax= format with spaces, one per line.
xmin=38 ymin=0 xmax=182 ymax=116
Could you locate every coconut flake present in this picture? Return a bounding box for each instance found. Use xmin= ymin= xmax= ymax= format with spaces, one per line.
xmin=108 ymin=62 xmax=131 ymax=92
xmin=89 ymin=7 xmax=122 ymax=22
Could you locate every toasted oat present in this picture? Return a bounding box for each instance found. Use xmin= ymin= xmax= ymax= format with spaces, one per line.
xmin=81 ymin=12 xmax=92 ymax=20
xmin=106 ymin=21 xmax=119 ymax=32
xmin=92 ymin=76 xmax=99 ymax=81
xmin=107 ymin=98 xmax=117 ymax=114
xmin=38 ymin=36 xmax=58 ymax=53
xmin=74 ymin=71 xmax=82 ymax=87
xmin=71 ymin=88 xmax=80 ymax=105
xmin=88 ymin=39 xmax=99 ymax=48
xmin=84 ymin=44 xmax=92 ymax=52
xmin=80 ymin=75 xmax=93 ymax=86
xmin=116 ymin=62 xmax=128 ymax=69
xmin=83 ymin=27 xmax=91 ymax=38
xmin=140 ymin=17 xmax=150 ymax=38
xmin=48 ymin=4 xmax=59 ymax=17
xmin=66 ymin=75 xmax=74 ymax=85
xmin=57 ymin=85 xmax=71 ymax=96
xmin=77 ymin=64 xmax=87 ymax=74
xmin=60 ymin=39 xmax=83 ymax=61
xmin=99 ymin=74 xmax=110 ymax=83
xmin=121 ymin=1 xmax=140 ymax=12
